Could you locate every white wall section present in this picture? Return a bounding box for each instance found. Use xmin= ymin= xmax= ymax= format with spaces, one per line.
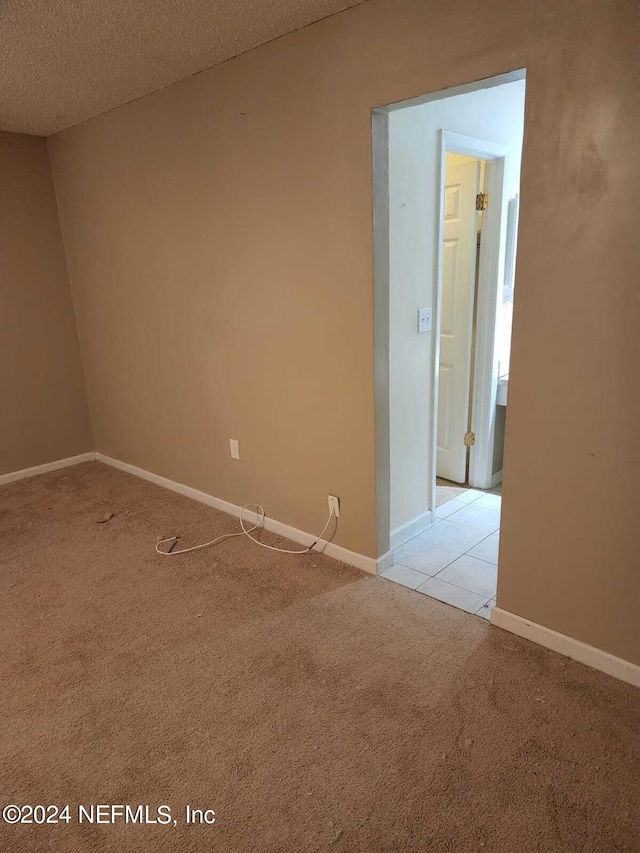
xmin=388 ymin=79 xmax=525 ymax=533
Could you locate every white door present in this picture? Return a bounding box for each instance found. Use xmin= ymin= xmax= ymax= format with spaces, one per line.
xmin=436 ymin=159 xmax=481 ymax=483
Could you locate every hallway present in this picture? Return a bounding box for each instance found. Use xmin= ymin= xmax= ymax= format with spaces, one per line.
xmin=382 ymin=485 xmax=502 ymax=619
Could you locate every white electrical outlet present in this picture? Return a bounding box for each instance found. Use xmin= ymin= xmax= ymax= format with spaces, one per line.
xmin=229 ymin=438 xmax=240 ymax=459
xmin=328 ymin=495 xmax=340 ymax=517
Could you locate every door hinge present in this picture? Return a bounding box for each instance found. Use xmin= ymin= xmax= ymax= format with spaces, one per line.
xmin=464 ymin=432 xmax=476 ymax=447
xmin=475 ymin=192 xmax=488 ymax=211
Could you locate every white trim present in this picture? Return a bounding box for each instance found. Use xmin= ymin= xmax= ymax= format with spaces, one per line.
xmin=503 ymin=194 xmax=519 ymax=303
xmin=431 ymin=135 xmax=511 ymax=492
xmin=491 ymin=607 xmax=640 ymax=688
xmin=372 ymin=107 xmax=392 ymax=558
xmin=384 ymin=68 xmax=526 ymax=113
xmin=440 ymin=131 xmax=509 ymax=162
xmin=0 ymin=452 xmax=96 ymax=487
xmin=468 ymin=153 xmax=507 ymax=489
xmin=428 ymin=133 xmax=446 ymax=515
xmin=489 ymin=469 xmax=503 ymax=488
xmin=95 ymin=453 xmax=379 ymax=575
xmin=432 ymin=132 xmax=510 ymax=499
xmin=390 ymin=510 xmax=433 ymax=551
xmin=376 ymin=550 xmax=394 ymax=574
xmin=372 ymin=69 xmax=526 ymax=573
xmin=469 ymin=153 xmax=510 ymax=489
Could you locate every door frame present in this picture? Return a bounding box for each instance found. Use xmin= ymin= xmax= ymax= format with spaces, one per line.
xmin=432 ymin=131 xmax=509 ymax=505
xmin=371 ymin=68 xmax=525 ymax=562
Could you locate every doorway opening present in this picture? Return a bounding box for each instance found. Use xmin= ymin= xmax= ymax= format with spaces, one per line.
xmin=372 ymin=70 xmax=525 ymax=619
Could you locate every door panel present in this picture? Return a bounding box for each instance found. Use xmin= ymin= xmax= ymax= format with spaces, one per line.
xmin=436 ymin=159 xmax=480 ymax=483
xmin=440 ymin=239 xmax=457 ymax=335
xmin=437 ymin=363 xmax=453 ymax=450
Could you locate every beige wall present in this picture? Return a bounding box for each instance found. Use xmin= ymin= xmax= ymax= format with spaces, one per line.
xmin=0 ymin=133 xmax=92 ymax=475
xmin=49 ymin=0 xmax=639 ymax=664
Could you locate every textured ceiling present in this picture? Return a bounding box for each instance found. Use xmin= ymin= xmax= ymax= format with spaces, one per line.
xmin=1 ymin=0 xmax=366 ymax=137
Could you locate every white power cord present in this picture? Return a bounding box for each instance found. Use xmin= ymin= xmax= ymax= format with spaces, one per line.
xmin=155 ymin=503 xmax=335 ymax=557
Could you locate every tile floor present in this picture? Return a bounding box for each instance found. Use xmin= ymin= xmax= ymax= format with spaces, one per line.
xmin=382 ymin=484 xmax=501 ymax=620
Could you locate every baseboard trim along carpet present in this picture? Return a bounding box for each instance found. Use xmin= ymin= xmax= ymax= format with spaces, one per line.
xmin=0 ymin=451 xmax=96 ymax=487
xmin=390 ymin=511 xmax=433 ymax=551
xmin=96 ymin=453 xmax=382 ymax=575
xmin=491 ymin=606 xmax=640 ymax=688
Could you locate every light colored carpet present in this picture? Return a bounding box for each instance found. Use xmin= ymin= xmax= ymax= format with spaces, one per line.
xmin=435 ymin=477 xmax=501 ymax=506
xmin=0 ymin=462 xmax=638 ymax=852
xmin=435 ymin=477 xmax=470 ymax=506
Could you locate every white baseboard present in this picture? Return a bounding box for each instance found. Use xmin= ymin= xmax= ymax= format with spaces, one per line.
xmin=490 ymin=470 xmax=503 ymax=488
xmin=491 ymin=606 xmax=640 ymax=688
xmin=96 ymin=453 xmax=379 ymax=575
xmin=390 ymin=511 xmax=433 ymax=551
xmin=376 ymin=550 xmax=394 ymax=574
xmin=0 ymin=452 xmax=96 ymax=487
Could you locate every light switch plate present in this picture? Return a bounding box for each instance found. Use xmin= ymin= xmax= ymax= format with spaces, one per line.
xmin=417 ymin=307 xmax=432 ymax=333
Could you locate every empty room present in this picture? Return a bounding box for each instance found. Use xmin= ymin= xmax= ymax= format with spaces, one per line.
xmin=1 ymin=1 xmax=638 ymax=851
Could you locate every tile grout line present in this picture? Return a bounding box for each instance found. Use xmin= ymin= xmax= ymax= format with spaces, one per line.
xmin=414 ymin=575 xmax=494 ymax=615
xmin=394 ymin=547 xmax=498 ymax=574
xmin=386 ymin=485 xmax=502 ymax=614
xmin=391 ymin=553 xmax=498 ymax=593
xmin=418 ymin=526 xmax=495 ymax=546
